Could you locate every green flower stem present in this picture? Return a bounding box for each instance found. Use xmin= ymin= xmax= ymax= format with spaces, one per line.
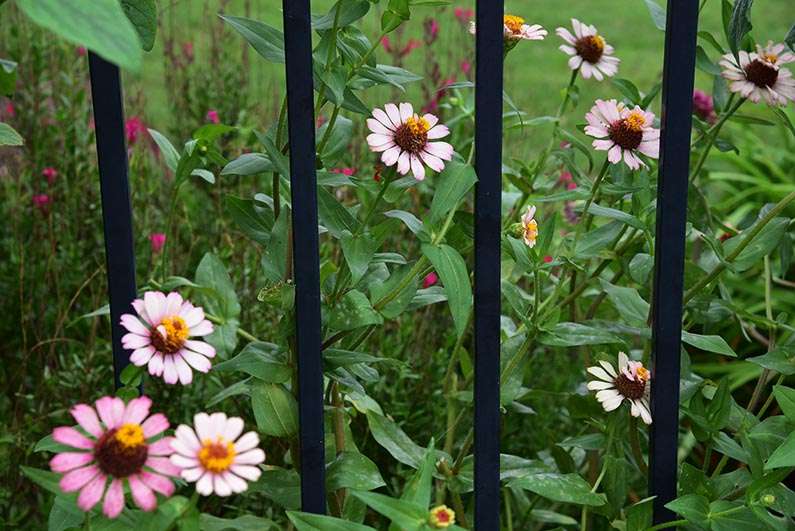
xmin=683 ymin=189 xmax=795 ymax=304
xmin=572 ymin=159 xmax=610 ymax=252
xmin=580 ymin=458 xmax=609 ymax=530
xmin=646 ymin=519 xmax=689 ymax=531
xmin=629 ymin=416 xmax=648 ymax=474
xmin=689 ymin=97 xmax=745 ymax=182
xmin=159 ymin=180 xmax=185 ymax=282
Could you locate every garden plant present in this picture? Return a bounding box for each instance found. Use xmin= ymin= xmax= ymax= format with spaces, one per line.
xmin=2 ymin=0 xmax=795 ymax=529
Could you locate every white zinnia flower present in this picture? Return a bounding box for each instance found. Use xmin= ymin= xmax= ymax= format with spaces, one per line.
xmin=468 ymin=15 xmax=547 ymax=42
xmin=366 ymin=102 xmax=453 ymax=181
xmin=584 ymin=99 xmax=660 ymax=170
xmin=521 ymin=205 xmax=539 ymax=248
xmin=170 ymin=412 xmax=266 ymax=496
xmin=719 ymin=41 xmax=795 ymax=106
xmin=587 ymin=352 xmax=652 ymax=425
xmin=556 ymin=19 xmax=620 ymax=80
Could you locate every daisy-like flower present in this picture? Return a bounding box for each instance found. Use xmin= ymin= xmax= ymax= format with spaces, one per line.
xmin=469 ymin=15 xmax=547 ymax=43
xmin=587 ymin=352 xmax=652 ymax=425
xmin=50 ymin=396 xmax=178 ymax=518
xmin=366 ymin=102 xmax=453 ymax=181
xmin=585 ymin=99 xmax=660 ymax=170
xmin=719 ymin=41 xmax=795 ymax=106
xmin=120 ymin=291 xmax=216 ymax=385
xmin=170 ymin=412 xmax=266 ymax=496
xmin=429 ymin=505 xmax=456 ymax=528
xmin=521 ymin=205 xmax=539 ymax=248
xmin=556 ymin=19 xmax=619 ymax=80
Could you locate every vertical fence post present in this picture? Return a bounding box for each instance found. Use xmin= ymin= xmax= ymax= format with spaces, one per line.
xmin=474 ymin=1 xmax=503 ymax=527
xmin=282 ymin=0 xmax=326 ymax=514
xmin=649 ymin=0 xmax=699 ymax=523
xmin=87 ymin=53 xmax=137 ymax=390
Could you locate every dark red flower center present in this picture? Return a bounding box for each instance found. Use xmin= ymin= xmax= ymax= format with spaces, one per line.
xmin=608 ymin=116 xmax=644 ymax=150
xmin=575 ymin=35 xmax=605 ymax=64
xmin=394 ymin=116 xmax=429 ymax=154
xmin=94 ymin=426 xmax=148 ymax=478
xmin=744 ymin=59 xmax=779 ymax=88
xmin=614 ymin=374 xmax=646 ymax=400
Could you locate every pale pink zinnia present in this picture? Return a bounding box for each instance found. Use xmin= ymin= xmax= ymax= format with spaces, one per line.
xmin=521 ymin=205 xmax=539 ymax=248
xmin=49 ymin=396 xmax=178 ymax=518
xmin=170 ymin=412 xmax=266 ymax=496
xmin=469 ymin=15 xmax=547 ymax=42
xmin=366 ymin=102 xmax=453 ymax=181
xmin=120 ymin=291 xmax=216 ymax=385
xmin=587 ymin=352 xmax=652 ymax=424
xmin=557 ymin=19 xmax=619 ymax=80
xmin=719 ymin=41 xmax=795 ymax=106
xmin=585 ymin=99 xmax=660 ymax=170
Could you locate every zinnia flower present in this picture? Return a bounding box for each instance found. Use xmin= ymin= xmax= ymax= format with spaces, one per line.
xmin=556 ymin=19 xmax=619 ymax=80
xmin=206 ymin=110 xmax=220 ymax=124
xmin=587 ymin=352 xmax=652 ymax=424
xmin=521 ymin=205 xmax=539 ymax=248
xmin=366 ymin=102 xmax=453 ymax=181
xmin=170 ymin=412 xmax=266 ymax=496
xmin=719 ymin=41 xmax=795 ymax=106
xmin=692 ymin=90 xmax=717 ymax=123
xmin=585 ymin=99 xmax=660 ymax=170
xmin=469 ymin=15 xmax=547 ymax=43
xmin=429 ymin=505 xmax=456 ymax=528
xmin=150 ymin=233 xmax=166 ymax=253
xmin=50 ymin=396 xmax=178 ymax=518
xmin=125 ymin=116 xmax=146 ymax=146
xmin=454 ymin=7 xmax=473 ymax=25
xmin=120 ymin=291 xmax=216 ymax=385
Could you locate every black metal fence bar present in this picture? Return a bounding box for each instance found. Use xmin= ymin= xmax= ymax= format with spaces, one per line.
xmin=473 ymin=0 xmax=504 ymax=527
xmin=87 ymin=53 xmax=137 ymax=391
xmin=282 ymin=0 xmax=326 ymax=513
xmin=649 ymin=0 xmax=699 ymax=523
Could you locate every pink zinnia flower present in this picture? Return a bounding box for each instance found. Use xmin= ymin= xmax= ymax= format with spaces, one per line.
xmin=556 ymin=19 xmax=620 ymax=80
xmin=49 ymin=396 xmax=178 ymax=518
xmin=33 ymin=194 xmax=51 ymax=213
xmin=120 ymin=291 xmax=216 ymax=385
xmin=42 ymin=167 xmax=58 ymax=185
xmin=150 ymin=233 xmax=166 ymax=253
xmin=460 ymin=60 xmax=471 ymax=75
xmin=585 ymin=99 xmax=660 ymax=170
xmin=206 ymin=110 xmax=220 ymax=124
xmin=454 ymin=7 xmax=474 ymax=24
xmin=125 ymin=116 xmax=146 ymax=146
xmin=331 ymin=167 xmax=356 ymax=176
xmin=543 ymin=255 xmax=554 ymax=263
xmin=170 ymin=412 xmax=266 ymax=496
xmin=719 ymin=41 xmax=795 ymax=106
xmin=423 ymin=272 xmax=439 ymax=289
xmin=366 ymin=102 xmax=453 ymax=181
xmin=692 ymin=90 xmax=717 ymax=123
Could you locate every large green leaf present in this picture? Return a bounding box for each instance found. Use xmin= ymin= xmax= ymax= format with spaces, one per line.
xmin=350 ymin=491 xmax=426 ymax=531
xmin=326 ymin=452 xmax=385 ymax=491
xmin=773 ymin=385 xmax=795 ymax=422
xmin=421 ymin=244 xmax=471 ymax=338
xmin=681 ymin=331 xmax=737 ymax=357
xmin=214 ymin=342 xmax=291 ymax=383
xmin=287 ymin=511 xmax=376 ymax=531
xmin=200 ymin=514 xmax=280 ymax=530
xmin=601 ymin=280 xmax=649 ymax=326
xmin=747 ymin=348 xmax=795 ymax=376
xmin=0 ymin=122 xmax=23 ymax=146
xmin=328 ymin=290 xmax=383 ymax=331
xmin=225 ymin=195 xmax=273 ymax=246
xmin=120 ymin=0 xmax=157 ymax=51
xmin=250 ymin=382 xmax=299 ymax=437
xmin=725 ymin=217 xmax=788 ymax=272
xmin=428 ymin=161 xmax=477 ymax=225
xmin=665 ymin=493 xmax=710 ymax=528
xmin=48 ymin=497 xmax=84 ymax=531
xmin=366 ymin=411 xmax=424 ymax=468
xmin=341 ymin=231 xmax=379 ymax=285
xmin=764 ymin=431 xmax=795 ymax=470
xmin=220 ymin=15 xmax=285 ymax=63
xmin=196 ymin=253 xmax=241 ymax=319
xmin=539 ymin=323 xmax=623 ymax=347
xmin=509 ymin=472 xmax=606 ymax=506
xmin=728 ymin=0 xmax=754 ymax=59
xmin=17 ymin=0 xmax=142 ymax=71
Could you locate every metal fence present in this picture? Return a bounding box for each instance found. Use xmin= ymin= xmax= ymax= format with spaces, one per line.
xmin=86 ymin=0 xmax=698 ymax=527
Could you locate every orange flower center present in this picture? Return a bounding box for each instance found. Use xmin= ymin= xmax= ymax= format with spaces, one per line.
xmin=503 ymin=15 xmax=525 ymax=34
xmin=199 ymin=438 xmax=236 ymax=473
xmin=575 ymin=34 xmax=606 ymax=64
xmin=429 ymin=505 xmax=456 ymax=528
xmin=151 ymin=315 xmax=189 ymax=354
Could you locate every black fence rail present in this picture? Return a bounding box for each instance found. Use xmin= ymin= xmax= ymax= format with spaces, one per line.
xmin=86 ymin=0 xmax=698 ymax=526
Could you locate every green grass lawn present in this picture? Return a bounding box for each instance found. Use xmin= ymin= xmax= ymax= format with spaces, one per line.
xmin=130 ymin=0 xmax=793 ymax=157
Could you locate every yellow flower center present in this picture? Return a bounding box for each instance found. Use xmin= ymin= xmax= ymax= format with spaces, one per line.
xmin=199 ymin=438 xmax=236 ymax=473
xmin=406 ymin=116 xmax=430 ymax=136
xmin=762 ymin=52 xmax=779 ymax=64
xmin=636 ymin=366 xmax=650 ymax=382
xmin=395 ymin=116 xmax=431 ymax=154
xmin=114 ymin=423 xmax=145 ymax=448
xmin=503 ymin=15 xmax=525 ymax=34
xmin=152 ymin=315 xmax=189 ymax=354
xmin=625 ymin=111 xmax=647 ymax=132
xmin=429 ymin=505 xmax=456 ymax=528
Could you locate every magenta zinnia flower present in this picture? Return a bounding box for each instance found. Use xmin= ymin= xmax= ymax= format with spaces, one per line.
xmin=170 ymin=412 xmax=266 ymax=496
xmin=585 ymin=99 xmax=660 ymax=170
xmin=150 ymin=233 xmax=166 ymax=253
xmin=50 ymin=396 xmax=178 ymax=518
xmin=366 ymin=102 xmax=453 ymax=181
xmin=120 ymin=291 xmax=216 ymax=385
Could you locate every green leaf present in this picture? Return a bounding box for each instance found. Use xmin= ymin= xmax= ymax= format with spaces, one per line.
xmin=574 ymin=221 xmax=623 ymax=259
xmin=214 ymin=342 xmax=291 ymax=383
xmin=384 ymin=210 xmax=423 ymax=234
xmin=366 ymin=411 xmax=425 ymax=468
xmin=147 ymin=129 xmax=179 ymax=172
xmin=724 ymin=217 xmax=789 ymax=272
xmin=328 ymin=290 xmax=383 ymax=331
xmin=696 ymin=45 xmax=721 ymax=75
xmin=120 ymin=0 xmax=157 ymax=51
xmin=539 ymin=323 xmax=623 ymax=347
xmin=262 ymin=209 xmax=289 ymax=282
xmin=773 ymin=385 xmax=795 ymax=421
xmin=220 ymin=15 xmax=284 ymax=63
xmin=191 ymin=168 xmax=215 ymax=184
xmin=21 ymin=466 xmax=63 ymax=496
xmin=584 ymin=203 xmax=644 ymax=229
xmin=318 ymin=116 xmax=353 ymax=164
xmin=287 ymin=511 xmax=376 ymax=531
xmin=48 ymin=497 xmax=84 ymax=531
xmin=728 ymin=0 xmax=754 ymax=60
xmin=665 ymin=494 xmax=710 ymax=528
xmin=380 ymin=0 xmax=411 ymax=33
xmin=509 ymin=473 xmax=606 ymax=506
xmin=199 ymin=514 xmax=280 ymax=530
xmin=764 ymin=431 xmax=795 ymax=470
xmin=681 ymin=331 xmax=737 ymax=357
xmin=421 ymin=244 xmax=472 ymax=338
xmin=312 ymin=0 xmax=371 ymax=30
xmin=326 ymin=452 xmax=385 ymax=491
xmin=249 ymin=469 xmax=300 ymax=509
xmin=17 ymin=0 xmax=142 ymax=71
xmin=786 ymin=24 xmax=795 ymax=52
xmin=601 ymin=281 xmax=649 ymax=326
xmin=428 ymin=161 xmax=477 ymax=225
xmin=225 ymin=195 xmax=273 ymax=246
xmin=642 ymin=0 xmax=666 ymax=30
xmin=341 ymin=231 xmax=379 ymax=285
xmin=611 ymin=78 xmax=641 ymax=103
xmin=0 ymin=122 xmax=23 ymax=146
xmin=318 ymin=186 xmax=359 ymax=238
xmin=196 ymin=253 xmax=241 ymax=319
xmin=350 ymin=491 xmax=426 ymax=531
xmin=747 ymin=348 xmax=795 ymax=375
xmin=629 ymin=253 xmax=654 ymax=284
xmin=0 ymin=58 xmax=17 ymax=96
xmin=221 ymin=153 xmax=274 ymax=176
xmin=250 ymin=382 xmax=299 ymax=437
xmin=709 ymin=500 xmax=766 ymax=531
xmin=399 ymin=443 xmax=436 ymax=509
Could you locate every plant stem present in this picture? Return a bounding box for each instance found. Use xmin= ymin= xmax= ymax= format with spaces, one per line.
xmin=204 ymin=312 xmax=259 ymax=342
xmin=683 ymin=189 xmax=795 ymax=303
xmin=689 ymin=97 xmax=744 ymax=181
xmin=629 ymin=416 xmax=648 ymax=474
xmin=646 ymin=519 xmax=689 ymax=531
